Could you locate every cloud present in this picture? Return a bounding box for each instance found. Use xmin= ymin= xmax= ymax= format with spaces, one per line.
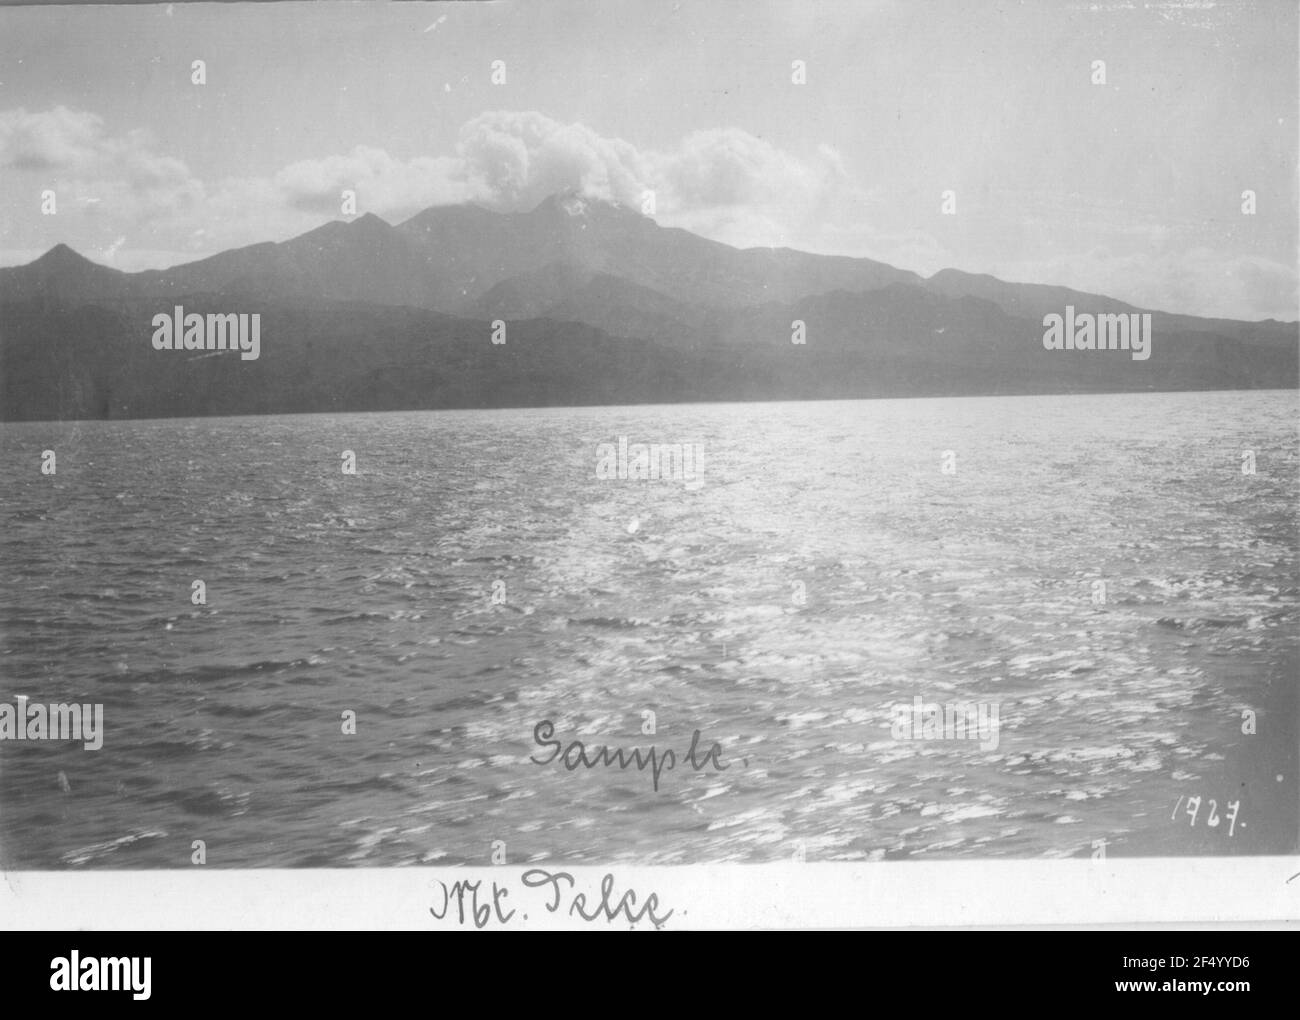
xmin=656 ymin=128 xmax=822 ymax=209
xmin=272 ymin=146 xmax=473 ymax=215
xmin=0 ymin=105 xmax=204 ymax=236
xmin=454 ymin=113 xmax=858 ymax=222
xmin=441 ymin=111 xmax=864 ymax=255
xmin=454 ymin=111 xmax=651 ymax=209
xmin=0 ymin=105 xmax=113 ymax=172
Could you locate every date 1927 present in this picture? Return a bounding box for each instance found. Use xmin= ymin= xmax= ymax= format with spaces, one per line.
xmin=1171 ymin=794 xmax=1241 ymax=837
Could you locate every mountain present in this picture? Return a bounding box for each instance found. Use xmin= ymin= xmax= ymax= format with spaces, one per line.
xmin=468 ymin=260 xmax=713 ymax=347
xmin=130 ymin=213 xmax=440 ymax=308
xmin=398 ymin=189 xmax=922 ymax=312
xmin=0 ymin=191 xmax=1295 ymax=421
xmin=708 ymin=285 xmax=1296 ymax=395
xmin=0 ymin=193 xmax=922 ymax=316
xmin=0 ymin=244 xmax=130 ymax=304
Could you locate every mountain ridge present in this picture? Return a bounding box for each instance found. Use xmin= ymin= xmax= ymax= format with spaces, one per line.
xmin=1 ymin=192 xmax=1295 ymax=421
xmin=4 ymin=195 xmax=1293 ymax=328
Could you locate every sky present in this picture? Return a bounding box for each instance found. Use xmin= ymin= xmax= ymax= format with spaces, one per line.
xmin=0 ymin=0 xmax=1296 ymax=320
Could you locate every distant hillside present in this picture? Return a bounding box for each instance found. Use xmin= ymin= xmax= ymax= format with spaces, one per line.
xmin=0 ymin=191 xmax=1295 ymax=421
xmin=923 ymin=268 xmax=1297 ymax=340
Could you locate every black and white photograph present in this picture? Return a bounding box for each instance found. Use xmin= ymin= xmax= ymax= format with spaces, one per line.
xmin=0 ymin=0 xmax=1296 ymax=930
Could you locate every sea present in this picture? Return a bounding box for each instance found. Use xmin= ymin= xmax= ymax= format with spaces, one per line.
xmin=0 ymin=390 xmax=1295 ymax=867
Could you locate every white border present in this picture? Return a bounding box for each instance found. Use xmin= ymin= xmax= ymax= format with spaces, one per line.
xmin=3 ymin=858 xmax=1298 ymax=929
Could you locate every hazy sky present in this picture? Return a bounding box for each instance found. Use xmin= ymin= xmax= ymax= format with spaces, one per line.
xmin=0 ymin=0 xmax=1295 ymax=320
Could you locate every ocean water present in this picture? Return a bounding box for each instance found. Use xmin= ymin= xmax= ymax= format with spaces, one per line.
xmin=0 ymin=390 xmax=1296 ymax=867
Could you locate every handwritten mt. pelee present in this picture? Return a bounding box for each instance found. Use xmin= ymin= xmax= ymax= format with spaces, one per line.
xmin=1 ymin=191 xmax=1294 ymax=421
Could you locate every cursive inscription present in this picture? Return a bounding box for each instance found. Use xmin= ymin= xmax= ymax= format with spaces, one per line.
xmin=429 ymin=869 xmax=672 ymax=928
xmin=529 ymin=719 xmax=727 ymax=791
